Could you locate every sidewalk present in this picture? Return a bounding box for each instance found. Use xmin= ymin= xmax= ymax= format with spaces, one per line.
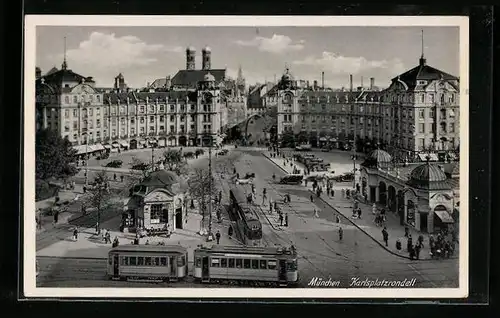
xmin=263 ymin=151 xmax=458 ymax=261
xmin=36 ymin=207 xmax=240 ymax=262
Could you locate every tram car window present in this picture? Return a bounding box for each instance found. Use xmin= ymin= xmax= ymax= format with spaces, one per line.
xmin=193 ymin=245 xmax=299 ymax=286
xmin=107 ymin=245 xmax=188 ymax=282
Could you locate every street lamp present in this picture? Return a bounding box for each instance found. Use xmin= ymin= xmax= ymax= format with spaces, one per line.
xmin=207 ymin=133 xmax=214 ymax=241
xmin=82 ymin=132 xmax=88 ymax=185
xmin=351 ymin=139 xmax=358 ymax=189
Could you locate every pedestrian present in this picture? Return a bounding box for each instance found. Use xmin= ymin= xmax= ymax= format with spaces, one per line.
xmin=228 ymin=225 xmax=233 ymax=239
xmin=73 ymin=226 xmax=79 ymax=241
xmin=314 ymin=207 xmax=319 ymax=218
xmin=409 ymin=245 xmax=416 ymax=260
xmin=338 ymin=227 xmax=343 ymax=241
xmin=269 ymin=200 xmax=273 ymax=214
xmin=382 ymin=227 xmax=389 ymax=246
xmin=372 ymin=203 xmax=377 ymax=215
xmin=331 ymin=189 xmax=335 ymax=198
xmin=279 ymin=213 xmax=284 ymax=226
xmin=357 ymin=208 xmax=362 ymax=219
xmin=310 ymin=194 xmax=314 ymax=203
xmin=145 ymin=239 xmax=150 ymax=245
xmin=112 ymin=237 xmax=119 ymax=248
xmin=120 ymin=175 xmax=124 ymax=182
xmin=336 ymin=215 xmax=340 ymax=223
xmin=404 ymin=226 xmax=409 ymax=238
xmin=418 ymin=235 xmax=425 ymax=248
xmin=113 ymin=173 xmax=117 ymax=181
xmin=407 ymin=234 xmax=413 ymax=252
xmin=83 ymin=185 xmax=87 ymax=194
xmin=284 ymin=213 xmax=288 ymax=227
xmin=216 ymin=230 xmax=221 ymax=244
xmin=53 ymin=209 xmax=59 ymax=224
xmin=415 ymin=242 xmax=421 ymax=259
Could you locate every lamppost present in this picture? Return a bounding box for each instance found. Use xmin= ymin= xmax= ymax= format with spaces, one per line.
xmin=206 ymin=133 xmax=214 ymax=241
xmin=82 ymin=132 xmax=88 ymax=185
xmin=351 ymin=139 xmax=358 ymax=189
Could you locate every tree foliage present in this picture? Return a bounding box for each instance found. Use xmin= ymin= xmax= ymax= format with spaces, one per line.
xmin=36 ymin=128 xmax=78 ymax=180
xmin=187 ymin=168 xmax=218 ymax=221
xmin=163 ymin=149 xmax=186 ymax=174
xmin=83 ymin=170 xmax=113 ymax=233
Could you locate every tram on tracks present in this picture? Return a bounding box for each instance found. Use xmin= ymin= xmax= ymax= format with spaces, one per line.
xmin=107 ymin=245 xmax=188 ymax=282
xmin=228 ymin=184 xmax=263 ymax=246
xmin=193 ymin=245 xmax=299 ymax=286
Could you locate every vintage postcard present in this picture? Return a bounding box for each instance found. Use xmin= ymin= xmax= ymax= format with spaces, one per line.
xmin=24 ymin=15 xmax=469 ymax=298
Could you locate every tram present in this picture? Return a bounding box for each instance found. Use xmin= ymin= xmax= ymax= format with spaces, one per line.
xmin=229 ymin=185 xmax=263 ymax=246
xmin=193 ymin=245 xmax=299 ymax=286
xmin=107 ymin=245 xmax=188 ymax=282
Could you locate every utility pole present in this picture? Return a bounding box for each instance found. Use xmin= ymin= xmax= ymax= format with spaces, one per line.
xmin=352 ymin=139 xmax=357 ymax=190
xmin=207 ymin=135 xmax=213 ymax=241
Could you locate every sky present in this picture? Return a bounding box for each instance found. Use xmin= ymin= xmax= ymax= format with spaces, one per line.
xmin=36 ymin=26 xmax=459 ymax=89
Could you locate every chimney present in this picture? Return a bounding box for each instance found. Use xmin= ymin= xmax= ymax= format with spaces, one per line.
xmin=349 ymin=74 xmax=353 ymax=92
xmin=370 ymin=77 xmax=375 ymax=90
xmin=321 ymin=71 xmax=325 ymax=89
xmin=313 ymin=80 xmax=318 ymax=91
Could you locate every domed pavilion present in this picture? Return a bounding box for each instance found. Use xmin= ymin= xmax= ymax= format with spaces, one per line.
xmin=123 ymin=170 xmax=187 ymax=233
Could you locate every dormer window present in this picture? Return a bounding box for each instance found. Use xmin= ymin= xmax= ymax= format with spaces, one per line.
xmin=418 ymin=80 xmax=427 ymax=85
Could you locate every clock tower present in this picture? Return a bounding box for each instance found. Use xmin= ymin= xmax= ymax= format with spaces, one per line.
xmin=197 ymin=73 xmax=221 ymax=146
xmin=276 ymin=67 xmax=299 ymax=141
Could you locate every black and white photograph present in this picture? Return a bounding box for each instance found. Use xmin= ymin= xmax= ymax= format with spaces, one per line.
xmin=24 ymin=15 xmax=469 ymax=298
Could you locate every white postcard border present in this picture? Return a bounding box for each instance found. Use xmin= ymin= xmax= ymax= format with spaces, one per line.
xmin=24 ymin=15 xmax=469 ymax=299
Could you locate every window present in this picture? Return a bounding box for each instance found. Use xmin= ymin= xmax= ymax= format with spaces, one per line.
xmin=195 ymin=257 xmax=201 ymax=267
xmin=419 ymin=109 xmax=425 ymax=119
xmin=160 ymin=116 xmax=164 ymax=123
xmin=89 ymin=108 xmax=93 ymax=116
xmin=286 ymin=261 xmax=297 ymax=271
xmin=149 ymin=126 xmax=155 ymax=132
xmin=235 ymin=259 xmax=242 ymax=268
xmin=211 ymin=258 xmax=220 ymax=267
xmin=140 ymin=127 xmax=145 ymax=133
xmin=96 ymin=119 xmax=101 ymax=128
xmin=121 ymin=118 xmax=125 ymax=125
xmin=150 ymin=204 xmax=167 ymax=224
xmin=429 ymin=109 xmax=435 ymax=118
xmin=159 ymin=125 xmax=164 ymax=131
xmin=159 ymin=105 xmax=165 ymax=112
xmin=177 ymin=255 xmax=186 ymax=266
xmin=450 ymin=123 xmax=455 ymax=132
xmin=140 ymin=117 xmax=145 ymax=124
xmin=145 ymin=257 xmax=152 ymax=266
xmin=73 ymin=121 xmax=78 ymax=130
xmin=420 ymin=94 xmax=425 ymax=103
xmin=121 ymin=256 xmax=129 ymax=266
xmin=150 ymin=116 xmax=155 ymax=123
xmin=228 ymin=259 xmax=235 ymax=268
xmin=129 ymin=257 xmax=137 ymax=266
xmin=440 ymin=109 xmax=446 ymax=119
xmin=73 ymin=109 xmax=78 ymax=117
xmin=137 ymin=257 xmax=144 ymax=266
xmin=160 ymin=257 xmax=167 ymax=266
xmin=128 ymin=256 xmax=137 ymax=266
xmin=96 ymin=108 xmax=100 ymax=116
xmin=221 ymin=258 xmax=227 ymax=268
xmin=150 ymin=105 xmax=155 ymax=113
xmin=64 ymin=96 xmax=69 ymax=104
xmin=73 ymin=96 xmax=78 ymax=103
xmin=154 ymin=257 xmax=160 ymax=266
xmin=243 ymin=259 xmax=251 ymax=269
xmin=191 ymin=115 xmax=195 ymax=121
xmin=419 ymin=123 xmax=425 ymax=133
xmin=131 ymin=128 xmax=135 ymax=135
xmin=170 ymin=105 xmax=175 ymax=112
xmin=64 ymin=109 xmax=69 ymax=118
xmin=251 ymin=259 xmax=259 ymax=269
xmin=429 ymin=94 xmax=434 ymax=104
xmin=170 ymin=115 xmax=175 ymax=122
xmin=131 ymin=118 xmax=135 ymax=124
xmin=419 ymin=138 xmax=425 ymax=150
xmin=64 ymin=124 xmax=70 ymax=132
xmin=140 ymin=106 xmax=145 ymax=113
xmin=268 ymin=260 xmax=277 ymax=270
xmin=259 ymin=260 xmax=267 ymax=269
xmin=96 ymin=95 xmax=100 ymax=102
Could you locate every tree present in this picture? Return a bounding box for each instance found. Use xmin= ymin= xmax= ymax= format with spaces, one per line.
xmin=187 ymin=167 xmax=218 ymax=233
xmin=83 ymin=170 xmax=112 ymax=235
xmin=36 ymin=128 xmax=78 ymax=181
xmin=163 ymin=149 xmax=186 ymax=174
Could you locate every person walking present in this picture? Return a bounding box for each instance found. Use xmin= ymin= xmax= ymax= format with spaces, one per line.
xmin=331 ymin=188 xmax=335 ymax=198
xmin=407 ymin=234 xmax=413 ymax=252
xmin=314 ymin=207 xmax=319 ymax=218
xmin=73 ymin=226 xmax=79 ymax=241
xmin=228 ymin=225 xmax=233 ymax=239
xmin=53 ymin=209 xmax=59 ymax=224
xmin=120 ymin=175 xmax=124 ymax=182
xmin=113 ymin=173 xmax=117 ymax=181
xmin=279 ymin=213 xmax=284 ymax=226
xmin=310 ymin=194 xmax=314 ymax=203
xmin=338 ymin=227 xmax=343 ymax=241
xmin=284 ymin=213 xmax=288 ymax=227
xmin=215 ymin=230 xmax=221 ymax=244
xmin=382 ymin=227 xmax=389 ymax=247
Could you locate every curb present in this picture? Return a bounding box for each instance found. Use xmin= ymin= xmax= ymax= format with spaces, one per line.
xmin=262 ymin=152 xmax=447 ymax=262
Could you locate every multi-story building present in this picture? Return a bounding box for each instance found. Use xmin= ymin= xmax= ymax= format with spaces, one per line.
xmin=275 ymin=54 xmax=460 ymax=162
xmin=35 ymin=53 xmax=226 ymax=150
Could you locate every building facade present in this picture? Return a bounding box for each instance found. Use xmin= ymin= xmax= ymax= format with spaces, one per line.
xmin=275 ymin=55 xmax=460 ymax=162
xmin=36 ymin=59 xmax=226 ymax=148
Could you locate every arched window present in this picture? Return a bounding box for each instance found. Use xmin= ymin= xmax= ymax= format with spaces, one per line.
xmin=65 ymin=96 xmax=69 ymax=104
xmin=440 ymin=94 xmax=445 ymax=105
xmin=73 ymin=96 xmax=77 ymax=103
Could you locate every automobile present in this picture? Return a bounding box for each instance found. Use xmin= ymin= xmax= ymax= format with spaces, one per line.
xmin=236 ymin=178 xmax=253 ymax=185
xmin=279 ymin=174 xmax=304 ymax=185
xmin=244 ymin=172 xmax=255 ymax=179
xmin=321 ymin=147 xmax=330 ymax=152
xmin=105 ymin=160 xmax=123 ymax=168
xmin=131 ymin=163 xmax=149 ymax=171
xmin=332 ymin=172 xmax=355 ymax=182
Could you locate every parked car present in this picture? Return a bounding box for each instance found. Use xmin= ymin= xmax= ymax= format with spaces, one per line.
xmin=321 ymin=147 xmax=330 ymax=152
xmin=105 ymin=160 xmax=123 ymax=168
xmin=332 ymin=172 xmax=355 ymax=182
xmin=131 ymin=163 xmax=149 ymax=171
xmin=279 ymin=174 xmax=304 ymax=185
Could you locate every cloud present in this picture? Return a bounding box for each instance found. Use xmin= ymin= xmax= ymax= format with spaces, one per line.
xmin=234 ymin=34 xmax=304 ymax=54
xmin=293 ymin=51 xmax=405 ymax=76
xmin=57 ymin=32 xmax=182 ymax=70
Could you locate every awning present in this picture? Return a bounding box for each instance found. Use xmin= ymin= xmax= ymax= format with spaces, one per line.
xmin=434 ymin=210 xmax=454 ymax=223
xmin=319 ymin=137 xmax=327 ymax=141
xmin=103 ymin=144 xmax=112 ymax=149
xmin=111 ymin=143 xmax=119 ymax=148
xmin=418 ymin=153 xmax=439 ymax=161
xmin=90 ymin=144 xmax=105 ymax=152
xmin=72 ymin=145 xmax=92 ymax=155
xmin=120 ymin=141 xmax=129 ymax=148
